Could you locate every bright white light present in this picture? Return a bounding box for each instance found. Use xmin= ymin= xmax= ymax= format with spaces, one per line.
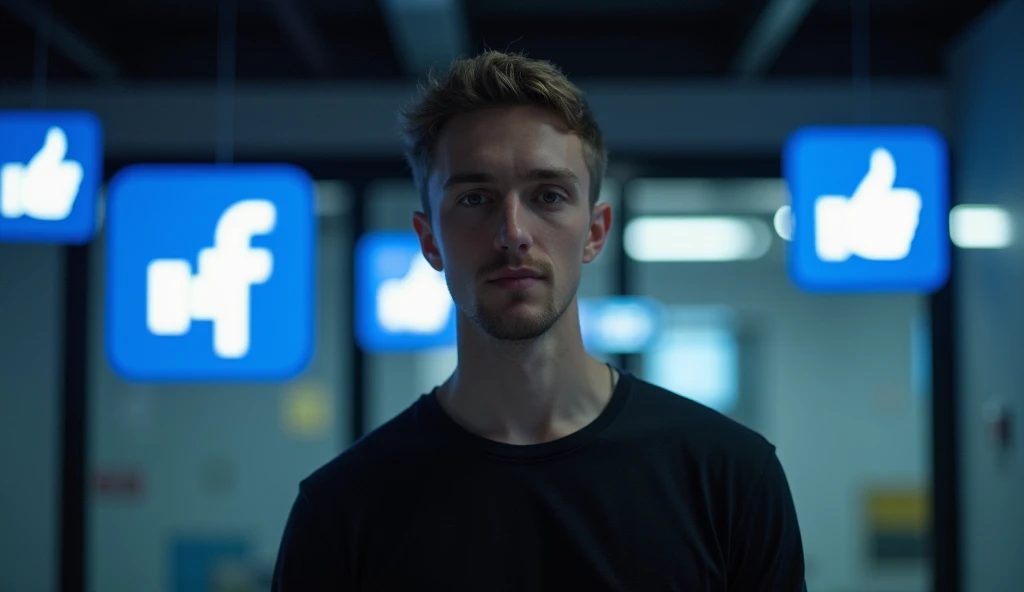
xmin=624 ymin=216 xmax=772 ymax=262
xmin=774 ymin=205 xmax=793 ymax=241
xmin=950 ymin=205 xmax=1013 ymax=249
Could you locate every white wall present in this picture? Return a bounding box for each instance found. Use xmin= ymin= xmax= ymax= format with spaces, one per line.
xmin=0 ymin=244 xmax=64 ymax=592
xmin=631 ymin=179 xmax=929 ymax=592
xmin=948 ymin=1 xmax=1024 ymax=590
xmin=86 ymin=184 xmax=353 ymax=592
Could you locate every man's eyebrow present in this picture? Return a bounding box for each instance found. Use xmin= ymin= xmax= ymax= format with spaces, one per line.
xmin=443 ymin=172 xmax=496 ymax=190
xmin=525 ymin=168 xmax=580 ymax=184
xmin=442 ymin=168 xmax=580 ymax=190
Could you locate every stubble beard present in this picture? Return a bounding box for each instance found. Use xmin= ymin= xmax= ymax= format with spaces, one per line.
xmin=467 ymin=281 xmax=576 ymax=341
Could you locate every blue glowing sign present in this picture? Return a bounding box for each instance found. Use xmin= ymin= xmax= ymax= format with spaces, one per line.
xmin=0 ymin=111 xmax=102 ymax=244
xmin=355 ymin=231 xmax=457 ymax=352
xmin=579 ymin=296 xmax=663 ymax=354
xmin=105 ymin=165 xmax=317 ymax=382
xmin=784 ymin=126 xmax=949 ymax=293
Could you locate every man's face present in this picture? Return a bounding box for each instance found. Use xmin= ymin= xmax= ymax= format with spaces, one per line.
xmin=412 ymin=105 xmax=610 ymax=341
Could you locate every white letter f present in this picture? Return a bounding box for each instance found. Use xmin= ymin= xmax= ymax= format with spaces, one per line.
xmin=192 ymin=199 xmax=277 ymax=358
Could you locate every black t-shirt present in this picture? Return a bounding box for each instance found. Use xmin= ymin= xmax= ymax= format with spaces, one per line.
xmin=273 ymin=370 xmax=807 ymax=591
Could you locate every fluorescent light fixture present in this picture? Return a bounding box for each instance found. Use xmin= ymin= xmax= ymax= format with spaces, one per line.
xmin=773 ymin=205 xmax=793 ymax=241
xmin=624 ymin=216 xmax=772 ymax=262
xmin=950 ymin=205 xmax=1013 ymax=249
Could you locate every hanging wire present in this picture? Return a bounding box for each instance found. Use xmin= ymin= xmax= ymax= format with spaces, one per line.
xmin=32 ymin=0 xmax=52 ymax=109
xmin=851 ymin=0 xmax=871 ymax=123
xmin=216 ymin=0 xmax=238 ymax=164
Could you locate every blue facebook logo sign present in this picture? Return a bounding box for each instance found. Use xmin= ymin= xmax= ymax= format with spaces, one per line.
xmin=105 ymin=165 xmax=317 ymax=382
xmin=0 ymin=111 xmax=102 ymax=244
xmin=783 ymin=126 xmax=949 ymax=294
xmin=354 ymin=231 xmax=456 ymax=353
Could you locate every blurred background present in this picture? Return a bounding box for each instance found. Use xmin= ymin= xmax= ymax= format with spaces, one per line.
xmin=0 ymin=0 xmax=1021 ymax=591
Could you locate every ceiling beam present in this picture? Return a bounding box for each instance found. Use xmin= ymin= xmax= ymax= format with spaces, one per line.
xmin=260 ymin=0 xmax=337 ymax=78
xmin=732 ymin=0 xmax=818 ymax=77
xmin=1 ymin=0 xmax=120 ymax=81
xmin=379 ymin=0 xmax=470 ymax=78
xmin=0 ymin=81 xmax=949 ymax=157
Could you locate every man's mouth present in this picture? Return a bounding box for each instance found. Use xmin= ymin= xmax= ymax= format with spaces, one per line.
xmin=487 ymin=268 xmax=544 ymax=290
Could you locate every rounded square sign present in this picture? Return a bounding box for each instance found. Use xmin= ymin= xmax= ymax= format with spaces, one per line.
xmin=784 ymin=125 xmax=950 ymax=294
xmin=105 ymin=164 xmax=317 ymax=382
xmin=354 ymin=231 xmax=457 ymax=353
xmin=0 ymin=110 xmax=102 ymax=244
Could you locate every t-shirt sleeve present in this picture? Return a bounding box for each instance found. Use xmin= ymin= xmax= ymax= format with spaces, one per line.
xmin=727 ymin=450 xmax=807 ymax=592
xmin=272 ymin=487 xmax=350 ymax=591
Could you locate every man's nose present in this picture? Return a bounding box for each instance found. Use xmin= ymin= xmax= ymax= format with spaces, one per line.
xmin=494 ymin=197 xmax=532 ymax=254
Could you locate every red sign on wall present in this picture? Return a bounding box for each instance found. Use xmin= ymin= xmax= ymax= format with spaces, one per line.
xmin=92 ymin=467 xmax=143 ymax=500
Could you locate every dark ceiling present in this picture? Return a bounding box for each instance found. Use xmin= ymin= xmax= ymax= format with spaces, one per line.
xmin=0 ymin=0 xmax=1002 ymax=84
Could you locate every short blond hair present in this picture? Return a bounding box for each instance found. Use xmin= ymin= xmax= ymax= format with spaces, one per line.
xmin=399 ymin=50 xmax=607 ymax=214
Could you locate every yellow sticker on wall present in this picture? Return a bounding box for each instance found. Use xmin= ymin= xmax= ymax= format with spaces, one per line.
xmin=865 ymin=486 xmax=930 ymax=563
xmin=282 ymin=381 xmax=332 ymax=438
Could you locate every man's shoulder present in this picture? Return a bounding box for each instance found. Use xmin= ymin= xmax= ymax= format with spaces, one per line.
xmin=624 ymin=375 xmax=776 ymax=473
xmin=300 ymin=398 xmax=428 ymax=502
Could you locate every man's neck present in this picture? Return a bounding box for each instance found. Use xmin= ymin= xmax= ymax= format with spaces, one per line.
xmin=436 ymin=307 xmax=616 ymax=446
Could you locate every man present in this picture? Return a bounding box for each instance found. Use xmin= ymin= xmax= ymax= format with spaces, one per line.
xmin=273 ymin=50 xmax=806 ymax=591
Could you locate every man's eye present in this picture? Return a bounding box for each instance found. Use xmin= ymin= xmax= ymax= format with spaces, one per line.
xmin=539 ymin=191 xmax=567 ymax=204
xmin=458 ymin=192 xmax=487 ymax=206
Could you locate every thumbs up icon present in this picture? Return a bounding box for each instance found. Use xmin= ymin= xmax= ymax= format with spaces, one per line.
xmin=814 ymin=147 xmax=922 ymax=262
xmin=377 ymin=256 xmax=453 ymax=334
xmin=1 ymin=127 xmax=85 ymax=221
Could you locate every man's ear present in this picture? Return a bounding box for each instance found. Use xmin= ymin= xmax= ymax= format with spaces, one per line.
xmin=583 ymin=202 xmax=612 ymax=264
xmin=412 ymin=211 xmax=444 ymax=271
